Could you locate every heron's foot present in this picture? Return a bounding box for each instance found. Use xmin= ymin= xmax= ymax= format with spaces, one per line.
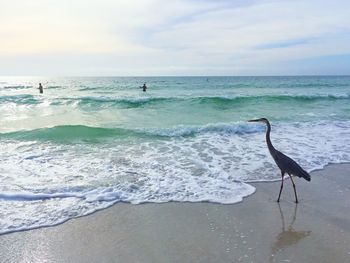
xmin=277 ymin=199 xmax=280 ymax=203
xmin=295 ymin=200 xmax=299 ymax=204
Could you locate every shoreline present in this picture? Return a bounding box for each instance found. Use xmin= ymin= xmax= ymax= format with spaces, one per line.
xmin=1 ymin=162 xmax=347 ymax=237
xmin=1 ymin=163 xmax=350 ymax=262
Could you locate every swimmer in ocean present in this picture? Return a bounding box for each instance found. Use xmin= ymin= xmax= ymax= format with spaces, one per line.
xmin=38 ymin=83 xmax=43 ymax=94
xmin=141 ymin=83 xmax=147 ymax=92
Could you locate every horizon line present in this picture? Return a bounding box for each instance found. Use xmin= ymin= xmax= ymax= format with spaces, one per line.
xmin=1 ymin=74 xmax=350 ymax=78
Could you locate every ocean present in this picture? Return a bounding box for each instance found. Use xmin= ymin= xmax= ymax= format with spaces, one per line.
xmin=1 ymin=76 xmax=350 ymax=234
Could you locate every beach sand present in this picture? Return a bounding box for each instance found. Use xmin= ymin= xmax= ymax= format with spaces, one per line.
xmin=0 ymin=164 xmax=349 ymax=263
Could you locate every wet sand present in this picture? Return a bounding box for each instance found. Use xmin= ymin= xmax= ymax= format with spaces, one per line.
xmin=0 ymin=164 xmax=349 ymax=263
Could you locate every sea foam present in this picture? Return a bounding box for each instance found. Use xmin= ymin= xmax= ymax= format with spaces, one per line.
xmin=1 ymin=120 xmax=350 ymax=234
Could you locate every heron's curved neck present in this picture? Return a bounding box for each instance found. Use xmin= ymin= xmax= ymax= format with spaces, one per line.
xmin=265 ymin=121 xmax=275 ymax=153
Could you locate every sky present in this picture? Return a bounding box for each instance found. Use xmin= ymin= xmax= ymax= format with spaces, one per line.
xmin=0 ymin=0 xmax=350 ymax=76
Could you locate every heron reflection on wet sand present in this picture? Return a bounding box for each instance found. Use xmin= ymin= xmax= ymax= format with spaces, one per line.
xmin=248 ymin=118 xmax=311 ymax=203
xmin=269 ymin=204 xmax=311 ymax=263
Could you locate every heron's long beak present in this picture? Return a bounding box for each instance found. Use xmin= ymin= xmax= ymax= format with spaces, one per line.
xmin=248 ymin=119 xmax=261 ymax=122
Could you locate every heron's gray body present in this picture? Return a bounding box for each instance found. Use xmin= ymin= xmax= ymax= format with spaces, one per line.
xmin=270 ymin=149 xmax=311 ymax=181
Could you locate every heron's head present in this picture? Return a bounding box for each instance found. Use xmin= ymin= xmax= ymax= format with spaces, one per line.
xmin=248 ymin=118 xmax=270 ymax=125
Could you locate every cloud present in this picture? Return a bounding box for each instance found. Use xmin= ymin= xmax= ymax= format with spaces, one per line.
xmin=0 ymin=0 xmax=349 ymax=75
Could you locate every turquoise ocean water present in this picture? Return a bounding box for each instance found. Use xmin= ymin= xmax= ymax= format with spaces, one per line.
xmin=1 ymin=76 xmax=350 ymax=234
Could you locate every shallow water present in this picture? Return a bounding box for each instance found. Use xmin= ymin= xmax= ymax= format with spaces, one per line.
xmin=1 ymin=76 xmax=350 ymax=234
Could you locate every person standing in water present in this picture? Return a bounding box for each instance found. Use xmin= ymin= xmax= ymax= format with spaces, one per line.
xmin=141 ymin=83 xmax=147 ymax=92
xmin=38 ymin=83 xmax=43 ymax=94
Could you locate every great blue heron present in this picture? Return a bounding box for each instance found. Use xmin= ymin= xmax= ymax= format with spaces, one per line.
xmin=248 ymin=118 xmax=311 ymax=203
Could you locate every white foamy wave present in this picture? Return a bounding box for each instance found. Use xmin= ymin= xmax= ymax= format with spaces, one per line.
xmin=143 ymin=122 xmax=264 ymax=137
xmin=1 ymin=120 xmax=350 ymax=234
xmin=0 ymin=192 xmax=83 ymax=201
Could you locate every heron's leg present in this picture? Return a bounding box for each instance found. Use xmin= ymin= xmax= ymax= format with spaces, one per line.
xmin=288 ymin=174 xmax=299 ymax=203
xmin=277 ymin=171 xmax=285 ymax=202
